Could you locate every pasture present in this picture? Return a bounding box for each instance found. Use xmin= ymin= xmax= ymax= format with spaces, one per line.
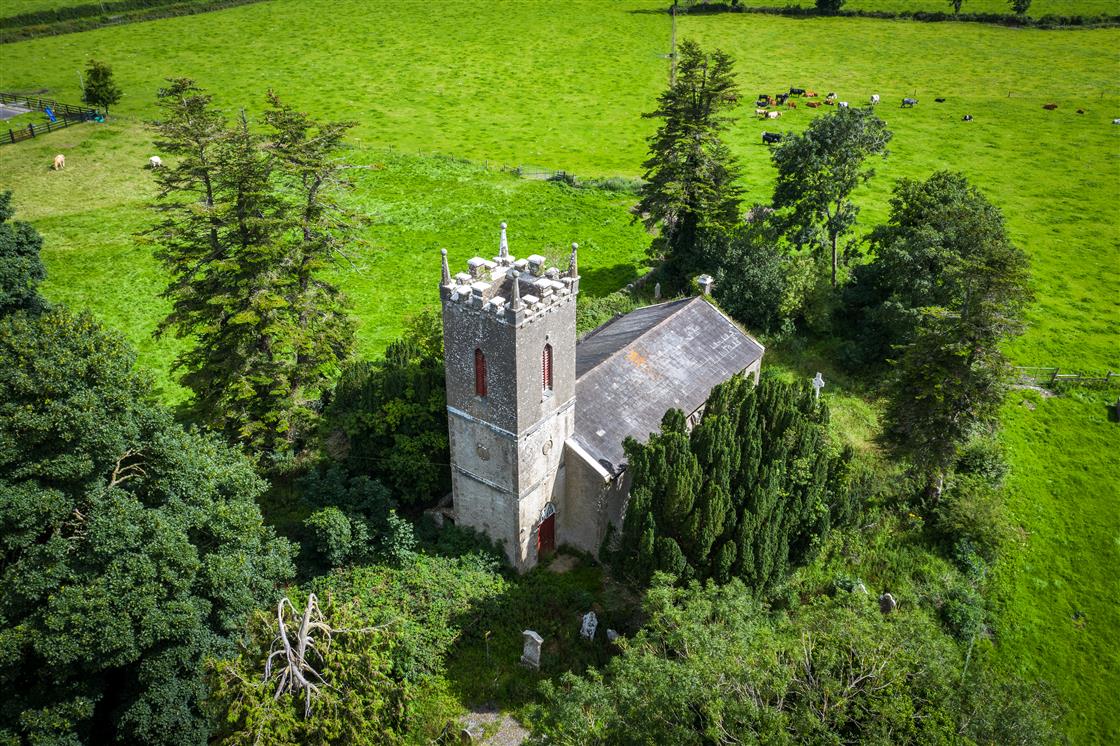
xmin=730 ymin=0 xmax=1120 ymax=17
xmin=0 ymin=0 xmax=1117 ymax=740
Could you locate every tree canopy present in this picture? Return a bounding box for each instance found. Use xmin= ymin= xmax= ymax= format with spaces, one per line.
xmin=81 ymin=58 xmax=122 ymax=114
xmin=324 ymin=310 xmax=449 ymax=505
xmin=149 ymin=81 xmax=357 ymax=456
xmin=0 ymin=307 xmax=295 ymax=745
xmin=616 ymin=373 xmax=855 ymax=590
xmin=771 ymin=106 xmax=891 ymax=287
xmin=849 ymin=172 xmax=1033 ymax=495
xmin=636 ymin=40 xmax=742 ymax=287
xmin=0 ymin=191 xmax=47 ymax=316
xmin=529 ymin=579 xmax=1062 ymax=745
xmin=843 ymin=170 xmax=1029 ymax=366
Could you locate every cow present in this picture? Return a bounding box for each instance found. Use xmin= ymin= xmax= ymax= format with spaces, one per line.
xmin=789 ymin=87 xmax=806 ymax=96
xmin=767 ymin=110 xmax=782 ymax=119
xmin=52 ymin=154 xmax=65 ymax=170
xmin=805 ymin=89 xmax=818 ymax=97
xmin=806 ymin=101 xmax=822 ymax=108
xmin=962 ymin=114 xmax=974 ymax=121
xmin=1077 ymin=108 xmax=1086 ymax=114
xmin=776 ymin=93 xmax=789 ymax=105
xmin=838 ymin=101 xmax=849 ymax=108
xmin=787 ymin=101 xmax=797 ymax=109
xmin=870 ymin=94 xmax=880 ymax=105
xmin=1113 ymin=118 xmax=1120 ymax=125
xmin=148 ymin=156 xmax=163 ymax=169
xmin=935 ymin=97 xmax=946 ymax=103
xmin=824 ymin=98 xmax=836 ymax=106
xmin=762 ymin=131 xmax=782 ymax=145
xmin=1042 ymin=103 xmax=1058 ymax=110
xmin=901 ymin=98 xmax=918 ymax=108
xmin=756 ymin=108 xmax=769 ymax=118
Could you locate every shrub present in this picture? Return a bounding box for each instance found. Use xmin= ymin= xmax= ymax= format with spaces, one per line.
xmin=933 ymin=475 xmax=1010 ymax=561
xmin=305 ymin=506 xmax=354 ymax=567
xmin=955 ymin=436 xmax=1009 ymax=487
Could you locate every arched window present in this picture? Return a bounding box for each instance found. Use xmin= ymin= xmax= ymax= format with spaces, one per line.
xmin=542 ymin=344 xmax=553 ymax=392
xmin=474 ymin=348 xmax=487 ymax=397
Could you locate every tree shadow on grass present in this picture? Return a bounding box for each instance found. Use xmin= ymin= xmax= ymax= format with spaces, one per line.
xmin=443 ymin=551 xmax=637 ymax=714
xmin=577 ymin=261 xmax=650 ymax=299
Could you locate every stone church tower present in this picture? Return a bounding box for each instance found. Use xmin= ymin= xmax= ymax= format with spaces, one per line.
xmin=439 ymin=224 xmax=579 ymax=570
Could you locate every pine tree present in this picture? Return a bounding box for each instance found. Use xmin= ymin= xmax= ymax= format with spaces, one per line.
xmin=636 ymin=40 xmax=742 ymax=288
xmin=149 ymin=81 xmax=357 ymax=455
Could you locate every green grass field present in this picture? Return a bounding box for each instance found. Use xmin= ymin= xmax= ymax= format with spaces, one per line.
xmin=734 ymin=0 xmax=1120 ymax=17
xmin=1 ymin=0 xmax=1117 ymax=739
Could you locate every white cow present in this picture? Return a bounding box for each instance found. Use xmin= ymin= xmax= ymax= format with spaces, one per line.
xmin=52 ymin=154 xmax=65 ymax=170
xmin=767 ymin=110 xmax=782 ymax=119
xmin=838 ymin=101 xmax=849 ymax=108
xmin=870 ymin=94 xmax=880 ymax=105
xmin=148 ymin=156 xmax=163 ymax=169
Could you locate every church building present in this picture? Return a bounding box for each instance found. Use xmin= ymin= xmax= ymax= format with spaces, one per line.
xmin=439 ymin=225 xmax=765 ymax=570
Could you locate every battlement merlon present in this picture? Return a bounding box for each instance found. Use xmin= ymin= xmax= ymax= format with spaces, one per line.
xmin=438 ymin=227 xmax=580 ymax=325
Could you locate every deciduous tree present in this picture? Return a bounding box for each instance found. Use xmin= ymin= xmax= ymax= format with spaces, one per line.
xmin=0 ymin=307 xmax=294 ymax=745
xmin=843 ymin=171 xmax=1027 ymax=366
xmin=636 ymin=40 xmax=742 ymax=287
xmin=771 ymin=106 xmax=891 ymax=287
xmin=0 ymin=190 xmax=47 ymax=316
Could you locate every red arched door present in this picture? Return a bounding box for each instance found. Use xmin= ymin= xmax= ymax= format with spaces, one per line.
xmin=538 ymin=508 xmax=556 ymax=556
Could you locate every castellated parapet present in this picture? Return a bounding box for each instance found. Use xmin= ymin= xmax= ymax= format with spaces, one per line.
xmin=439 ymin=223 xmax=579 ymax=570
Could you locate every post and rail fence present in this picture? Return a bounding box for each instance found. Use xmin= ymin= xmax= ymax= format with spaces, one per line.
xmin=1 ymin=92 xmax=100 ymax=145
xmin=1013 ymin=366 xmax=1119 ymax=389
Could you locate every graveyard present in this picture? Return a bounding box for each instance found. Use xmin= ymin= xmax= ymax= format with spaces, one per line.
xmin=0 ymin=0 xmax=1117 ymax=743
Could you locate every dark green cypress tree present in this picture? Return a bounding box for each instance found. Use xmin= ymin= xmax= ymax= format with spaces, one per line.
xmin=616 ymin=372 xmax=854 ymax=592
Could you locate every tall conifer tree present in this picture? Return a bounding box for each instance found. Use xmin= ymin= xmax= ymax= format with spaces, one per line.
xmin=636 ymin=40 xmax=742 ymax=288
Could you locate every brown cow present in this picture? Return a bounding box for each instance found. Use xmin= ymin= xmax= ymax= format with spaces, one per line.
xmin=52 ymin=154 xmax=65 ymax=170
xmin=787 ymin=101 xmax=797 ymax=109
xmin=806 ymin=101 xmax=822 ymax=108
xmin=1042 ymin=103 xmax=1058 ymax=110
xmin=805 ymin=90 xmax=818 ymax=97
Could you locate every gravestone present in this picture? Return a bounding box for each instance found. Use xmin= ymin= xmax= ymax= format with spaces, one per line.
xmin=654 ymin=282 xmax=662 ymax=301
xmin=812 ymin=372 xmax=825 ymax=400
xmin=580 ymin=611 xmax=598 ymax=640
xmin=521 ymin=630 xmax=543 ymax=669
xmin=879 ymin=592 xmax=897 ymax=614
xmin=606 ymin=629 xmax=620 ymax=643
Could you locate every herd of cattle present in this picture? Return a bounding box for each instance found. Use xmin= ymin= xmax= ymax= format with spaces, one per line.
xmin=756 ymin=87 xmax=906 ymax=145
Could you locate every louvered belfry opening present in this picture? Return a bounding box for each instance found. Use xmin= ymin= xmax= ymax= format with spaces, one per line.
xmin=474 ymin=348 xmax=487 ymax=396
xmin=542 ymin=344 xmax=553 ymax=392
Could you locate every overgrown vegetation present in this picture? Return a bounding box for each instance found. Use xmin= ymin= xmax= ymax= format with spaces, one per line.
xmin=615 ymin=374 xmax=856 ymax=589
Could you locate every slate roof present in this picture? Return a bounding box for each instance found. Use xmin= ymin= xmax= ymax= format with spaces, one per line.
xmin=573 ymin=297 xmax=764 ymax=475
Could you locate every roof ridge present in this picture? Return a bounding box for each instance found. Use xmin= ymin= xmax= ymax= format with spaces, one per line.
xmin=577 ymin=297 xmax=696 ymax=381
xmin=577 ymin=296 xmax=691 ymax=345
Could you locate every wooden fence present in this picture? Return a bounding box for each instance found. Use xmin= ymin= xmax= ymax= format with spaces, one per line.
xmin=1013 ymin=366 xmax=1120 ymax=388
xmin=1 ymin=92 xmax=99 ymax=145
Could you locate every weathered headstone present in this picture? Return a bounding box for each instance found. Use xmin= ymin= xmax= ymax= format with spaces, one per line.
xmin=521 ymin=630 xmax=543 ymax=669
xmin=812 ymin=372 xmax=825 ymax=400
xmin=654 ymin=282 xmax=662 ymax=301
xmin=879 ymin=592 xmax=897 ymax=614
xmin=580 ymin=611 xmax=598 ymax=640
xmin=606 ymin=629 xmax=620 ymax=643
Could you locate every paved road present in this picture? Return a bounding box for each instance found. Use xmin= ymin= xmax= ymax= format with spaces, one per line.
xmin=0 ymin=103 xmax=32 ymax=120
